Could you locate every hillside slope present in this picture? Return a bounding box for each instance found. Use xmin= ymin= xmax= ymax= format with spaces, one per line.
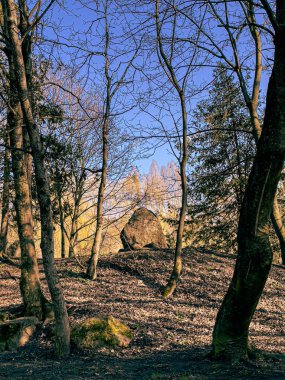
xmin=0 ymin=248 xmax=284 ymax=379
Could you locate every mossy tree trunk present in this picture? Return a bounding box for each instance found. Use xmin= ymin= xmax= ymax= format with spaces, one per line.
xmin=212 ymin=4 xmax=285 ymax=359
xmin=3 ymin=0 xmax=70 ymax=357
xmin=0 ymin=131 xmax=11 ymax=257
xmin=1 ymin=0 xmax=49 ymax=321
xmin=8 ymin=85 xmax=47 ymax=319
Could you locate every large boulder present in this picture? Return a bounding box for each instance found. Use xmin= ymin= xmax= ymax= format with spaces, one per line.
xmin=120 ymin=207 xmax=167 ymax=250
xmin=71 ymin=316 xmax=132 ymax=349
xmin=0 ymin=317 xmax=38 ymax=351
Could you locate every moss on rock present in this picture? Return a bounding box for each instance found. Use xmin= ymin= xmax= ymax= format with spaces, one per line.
xmin=71 ymin=316 xmax=132 ymax=349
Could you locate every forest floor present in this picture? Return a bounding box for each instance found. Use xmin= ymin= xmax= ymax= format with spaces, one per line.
xmin=0 ymin=248 xmax=285 ymax=379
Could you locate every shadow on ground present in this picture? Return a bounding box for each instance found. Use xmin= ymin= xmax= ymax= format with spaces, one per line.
xmin=1 ymin=345 xmax=285 ymax=380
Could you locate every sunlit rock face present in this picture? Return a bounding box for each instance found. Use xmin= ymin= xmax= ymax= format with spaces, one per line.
xmin=120 ymin=207 xmax=167 ymax=251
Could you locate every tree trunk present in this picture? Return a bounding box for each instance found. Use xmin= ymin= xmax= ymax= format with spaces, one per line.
xmin=155 ymin=0 xmax=188 ymax=298
xmin=241 ymin=3 xmax=285 ymax=265
xmin=0 ymin=131 xmax=11 ymax=257
xmin=68 ymin=172 xmax=86 ymax=258
xmin=4 ymin=0 xmax=70 ymax=357
xmin=250 ymin=93 xmax=285 ymax=265
xmin=87 ymin=117 xmax=108 ymax=280
xmin=212 ymin=12 xmax=285 ymax=360
xmin=23 ymin=127 xmax=33 ymax=209
xmin=68 ymin=202 xmax=79 ymax=258
xmin=87 ymin=7 xmax=110 ymax=280
xmin=24 ymin=117 xmax=70 ymax=357
xmin=162 ymin=93 xmax=188 ymax=299
xmin=8 ymin=97 xmax=46 ymax=319
xmin=271 ymin=197 xmax=285 ymax=263
xmin=58 ymin=194 xmax=66 ymax=259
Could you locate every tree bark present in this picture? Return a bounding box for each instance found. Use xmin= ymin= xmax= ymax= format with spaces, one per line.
xmin=212 ymin=6 xmax=285 ymax=359
xmin=68 ymin=171 xmax=85 ymax=258
xmin=271 ymin=197 xmax=285 ymax=263
xmin=86 ymin=0 xmax=137 ymax=278
xmin=58 ymin=194 xmax=66 ymax=259
xmin=162 ymin=92 xmax=188 ymax=299
xmin=0 ymin=131 xmax=10 ymax=257
xmin=23 ymin=127 xmax=33 ymax=207
xmin=87 ymin=2 xmax=110 ymax=280
xmin=68 ymin=201 xmax=80 ymax=258
xmin=4 ymin=0 xmax=70 ymax=357
xmin=87 ymin=116 xmax=108 ymax=280
xmin=24 ymin=114 xmax=70 ymax=357
xmin=154 ymin=0 xmax=188 ymax=298
xmin=8 ymin=94 xmax=46 ymax=319
xmin=239 ymin=2 xmax=285 ymax=264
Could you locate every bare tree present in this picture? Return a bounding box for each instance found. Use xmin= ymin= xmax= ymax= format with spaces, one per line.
xmin=146 ymin=0 xmax=206 ymax=298
xmin=178 ymin=0 xmax=285 ymax=263
xmin=209 ymin=0 xmax=285 ymax=264
xmin=1 ymin=0 xmax=70 ymax=356
xmin=0 ymin=1 xmax=50 ymax=320
xmin=212 ymin=0 xmax=285 ymax=360
xmin=87 ymin=0 xmax=139 ymax=280
xmin=154 ymin=0 xmax=188 ymax=298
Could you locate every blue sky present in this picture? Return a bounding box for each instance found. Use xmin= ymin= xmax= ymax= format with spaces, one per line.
xmin=41 ymin=0 xmax=272 ymax=175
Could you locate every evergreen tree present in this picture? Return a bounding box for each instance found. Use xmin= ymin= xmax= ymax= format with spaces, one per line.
xmin=188 ymin=67 xmax=255 ymax=252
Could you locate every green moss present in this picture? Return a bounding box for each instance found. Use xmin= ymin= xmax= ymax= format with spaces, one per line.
xmin=71 ymin=316 xmax=132 ymax=349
